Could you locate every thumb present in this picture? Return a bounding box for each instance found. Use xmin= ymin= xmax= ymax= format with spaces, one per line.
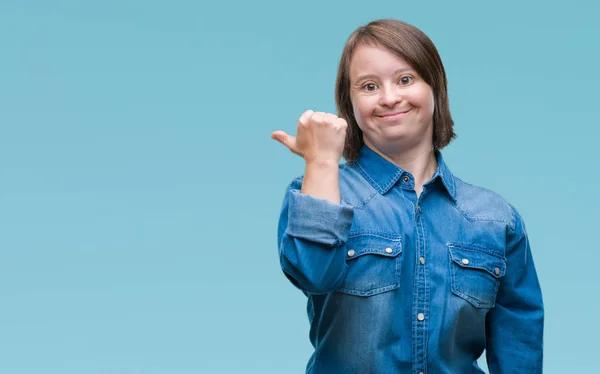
xmin=271 ymin=131 xmax=301 ymax=155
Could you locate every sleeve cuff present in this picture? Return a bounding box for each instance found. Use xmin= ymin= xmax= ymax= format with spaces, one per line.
xmin=285 ymin=189 xmax=354 ymax=247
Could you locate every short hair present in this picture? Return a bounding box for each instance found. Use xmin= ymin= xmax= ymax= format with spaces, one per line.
xmin=335 ymin=19 xmax=456 ymax=163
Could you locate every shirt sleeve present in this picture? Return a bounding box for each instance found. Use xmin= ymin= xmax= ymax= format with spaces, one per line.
xmin=485 ymin=205 xmax=544 ymax=373
xmin=276 ymin=177 xmax=355 ymax=295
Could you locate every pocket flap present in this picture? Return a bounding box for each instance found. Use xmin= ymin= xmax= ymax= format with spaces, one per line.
xmin=346 ymin=233 xmax=402 ymax=259
xmin=448 ymin=244 xmax=506 ymax=277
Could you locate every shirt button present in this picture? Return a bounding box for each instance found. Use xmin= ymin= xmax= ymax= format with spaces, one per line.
xmin=461 ymin=258 xmax=469 ymax=265
xmin=417 ymin=313 xmax=425 ymax=321
xmin=420 ymin=257 xmax=425 ymax=265
xmin=402 ymin=175 xmax=410 ymax=183
xmin=494 ymin=267 xmax=500 ymax=275
xmin=385 ymin=247 xmax=393 ymax=254
xmin=347 ymin=249 xmax=356 ymax=257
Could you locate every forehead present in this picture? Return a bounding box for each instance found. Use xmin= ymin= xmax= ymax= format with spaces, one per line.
xmin=349 ymin=43 xmax=413 ymax=79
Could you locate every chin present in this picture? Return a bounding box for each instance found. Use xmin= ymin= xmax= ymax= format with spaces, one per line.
xmin=381 ymin=127 xmax=414 ymax=140
xmin=370 ymin=130 xmax=429 ymax=150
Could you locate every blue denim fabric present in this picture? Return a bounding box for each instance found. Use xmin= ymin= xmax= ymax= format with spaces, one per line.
xmin=277 ymin=145 xmax=544 ymax=373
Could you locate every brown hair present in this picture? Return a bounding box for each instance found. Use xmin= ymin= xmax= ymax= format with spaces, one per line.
xmin=335 ymin=19 xmax=456 ymax=163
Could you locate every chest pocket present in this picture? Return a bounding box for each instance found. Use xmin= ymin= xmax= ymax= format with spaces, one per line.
xmin=448 ymin=243 xmax=506 ymax=308
xmin=337 ymin=232 xmax=402 ymax=297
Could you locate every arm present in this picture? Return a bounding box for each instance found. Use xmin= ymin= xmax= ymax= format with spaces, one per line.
xmin=276 ymin=177 xmax=354 ymax=295
xmin=301 ymin=159 xmax=341 ymax=204
xmin=486 ymin=206 xmax=544 ymax=373
xmin=272 ymin=110 xmax=352 ymax=294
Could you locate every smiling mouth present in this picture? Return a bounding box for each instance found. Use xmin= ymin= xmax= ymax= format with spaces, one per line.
xmin=377 ymin=110 xmax=411 ymax=120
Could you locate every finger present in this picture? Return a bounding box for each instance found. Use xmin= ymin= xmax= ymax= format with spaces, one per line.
xmin=323 ymin=113 xmax=338 ymax=125
xmin=271 ymin=130 xmax=290 ymax=144
xmin=311 ymin=111 xmax=327 ymax=125
xmin=298 ymin=110 xmax=314 ymax=127
xmin=334 ymin=117 xmax=348 ymax=130
xmin=271 ymin=130 xmax=299 ymax=153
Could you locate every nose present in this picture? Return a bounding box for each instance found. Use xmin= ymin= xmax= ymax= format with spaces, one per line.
xmin=378 ymin=84 xmax=401 ymax=107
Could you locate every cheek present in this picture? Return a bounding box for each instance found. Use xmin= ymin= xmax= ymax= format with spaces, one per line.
xmin=352 ymin=106 xmax=365 ymax=131
xmin=353 ymin=97 xmax=375 ymax=120
xmin=427 ymin=87 xmax=435 ymax=111
xmin=351 ymin=97 xmax=368 ymax=122
xmin=428 ymin=92 xmax=435 ymax=113
xmin=415 ymin=87 xmax=435 ymax=115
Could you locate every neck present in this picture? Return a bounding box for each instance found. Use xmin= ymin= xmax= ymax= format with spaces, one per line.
xmin=365 ymin=140 xmax=438 ymax=196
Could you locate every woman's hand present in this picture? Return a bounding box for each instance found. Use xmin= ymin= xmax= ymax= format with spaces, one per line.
xmin=271 ymin=110 xmax=347 ymax=165
xmin=271 ymin=110 xmax=347 ymax=204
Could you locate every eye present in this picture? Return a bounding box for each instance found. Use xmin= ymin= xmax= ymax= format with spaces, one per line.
xmin=398 ymin=76 xmax=414 ymax=86
xmin=362 ymin=83 xmax=378 ymax=92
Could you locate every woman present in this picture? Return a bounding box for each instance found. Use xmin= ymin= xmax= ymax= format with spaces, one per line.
xmin=271 ymin=19 xmax=543 ymax=373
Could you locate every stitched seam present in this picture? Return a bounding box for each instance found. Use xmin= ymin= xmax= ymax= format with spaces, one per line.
xmin=451 ymin=199 xmax=511 ymax=223
xmin=508 ymin=204 xmax=519 ymax=233
xmin=345 ymin=249 xmax=401 ymax=258
xmin=450 ymin=261 xmax=498 ymax=308
xmin=355 ymin=161 xmax=383 ymax=193
xmin=339 ymin=232 xmax=403 ymax=296
xmin=421 ymin=211 xmax=429 ymax=374
xmin=447 ymin=243 xmax=506 ymax=260
xmin=348 ymin=232 xmax=402 ymax=240
xmin=380 ymin=169 xmax=402 ymax=193
xmin=341 ymin=191 xmax=378 ymax=210
xmin=337 ymin=282 xmax=400 ymax=296
xmin=448 ymin=245 xmax=507 ymax=276
xmin=452 ymin=177 xmax=512 ymax=223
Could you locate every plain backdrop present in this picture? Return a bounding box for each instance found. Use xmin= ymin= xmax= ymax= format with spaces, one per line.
xmin=1 ymin=0 xmax=598 ymax=373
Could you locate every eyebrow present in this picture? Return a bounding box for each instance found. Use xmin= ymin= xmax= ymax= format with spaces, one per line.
xmin=354 ymin=68 xmax=415 ymax=83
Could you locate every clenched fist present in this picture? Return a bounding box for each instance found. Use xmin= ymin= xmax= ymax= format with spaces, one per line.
xmin=271 ymin=110 xmax=348 ymax=165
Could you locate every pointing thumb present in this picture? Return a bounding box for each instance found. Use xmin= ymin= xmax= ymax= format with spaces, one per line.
xmin=271 ymin=131 xmax=300 ymax=155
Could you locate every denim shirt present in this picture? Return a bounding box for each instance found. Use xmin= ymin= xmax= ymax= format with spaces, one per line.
xmin=277 ymin=145 xmax=544 ymax=374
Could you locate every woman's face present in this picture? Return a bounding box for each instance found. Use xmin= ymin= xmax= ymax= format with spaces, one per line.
xmin=349 ymin=43 xmax=435 ymax=155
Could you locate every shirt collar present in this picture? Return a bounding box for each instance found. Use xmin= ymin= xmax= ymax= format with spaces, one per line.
xmin=352 ymin=144 xmax=456 ymax=201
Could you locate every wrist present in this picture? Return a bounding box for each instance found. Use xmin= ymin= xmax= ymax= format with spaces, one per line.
xmin=305 ymin=158 xmax=340 ymax=169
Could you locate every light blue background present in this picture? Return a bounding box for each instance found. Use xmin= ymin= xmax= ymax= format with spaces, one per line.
xmin=1 ymin=1 xmax=598 ymax=372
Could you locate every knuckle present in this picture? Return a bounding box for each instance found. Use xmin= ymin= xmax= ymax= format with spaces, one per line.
xmin=333 ymin=117 xmax=345 ymax=127
xmin=299 ymin=110 xmax=313 ymax=124
xmin=311 ymin=113 xmax=325 ymax=125
xmin=301 ymin=109 xmax=314 ymax=118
